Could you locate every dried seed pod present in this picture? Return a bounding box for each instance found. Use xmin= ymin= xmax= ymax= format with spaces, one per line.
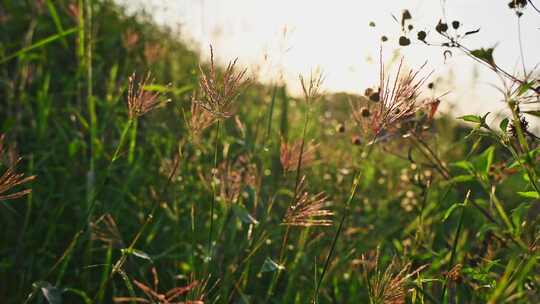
xmin=364 ymin=88 xmax=374 ymax=97
xmin=417 ymin=31 xmax=427 ymax=41
xmin=436 ymin=20 xmax=448 ymax=33
xmin=399 ymin=36 xmax=411 ymax=46
xmin=369 ymin=91 xmax=380 ymax=102
xmin=360 ymin=107 xmax=371 ymax=117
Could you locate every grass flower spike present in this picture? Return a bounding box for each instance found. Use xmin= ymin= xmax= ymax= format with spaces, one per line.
xmin=127 ymin=72 xmax=170 ymax=119
xmin=197 ymin=45 xmax=248 ymax=119
xmin=282 ymin=176 xmax=333 ymax=227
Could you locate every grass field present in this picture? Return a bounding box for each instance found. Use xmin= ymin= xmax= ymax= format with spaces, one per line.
xmin=0 ymin=1 xmax=539 ymax=303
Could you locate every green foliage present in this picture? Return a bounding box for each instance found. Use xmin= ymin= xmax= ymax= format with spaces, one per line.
xmin=0 ymin=1 xmax=538 ymax=303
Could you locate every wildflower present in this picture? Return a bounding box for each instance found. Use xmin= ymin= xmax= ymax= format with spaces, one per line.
xmin=197 ymin=45 xmax=248 ymax=119
xmin=282 ymin=176 xmax=333 ymax=227
xmin=279 ymin=138 xmax=317 ymax=172
xmin=0 ymin=134 xmax=36 ymax=201
xmin=352 ymin=53 xmax=439 ymax=140
xmin=127 ymin=72 xmax=170 ymax=119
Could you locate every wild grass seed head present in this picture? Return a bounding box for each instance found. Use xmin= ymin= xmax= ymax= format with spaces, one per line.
xmin=127 ymin=72 xmax=170 ymax=119
xmin=282 ymin=175 xmax=333 ymax=227
xmin=0 ymin=134 xmax=36 ymax=201
xmin=197 ymin=45 xmax=248 ymax=119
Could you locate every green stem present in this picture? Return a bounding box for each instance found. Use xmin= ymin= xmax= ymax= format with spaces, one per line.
xmin=208 ymin=120 xmax=221 ymax=257
xmin=313 ymin=135 xmax=378 ymax=302
xmin=441 ymin=190 xmax=470 ymax=302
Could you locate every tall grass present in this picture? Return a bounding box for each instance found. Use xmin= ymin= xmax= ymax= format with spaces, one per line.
xmin=0 ymin=1 xmax=539 ymax=303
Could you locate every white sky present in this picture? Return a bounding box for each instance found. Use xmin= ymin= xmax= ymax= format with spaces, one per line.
xmin=117 ymin=0 xmax=540 ymax=116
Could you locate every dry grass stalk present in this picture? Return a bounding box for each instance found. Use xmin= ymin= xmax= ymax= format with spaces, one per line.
xmin=127 ymin=72 xmax=170 ymax=119
xmin=299 ymin=70 xmax=324 ymax=104
xmin=187 ymin=98 xmax=217 ymax=139
xmin=90 ymin=213 xmax=125 ymax=248
xmin=282 ymin=176 xmax=333 ymax=227
xmin=280 ymin=138 xmax=317 ymax=172
xmin=0 ymin=134 xmax=36 ymax=201
xmin=361 ymin=249 xmax=426 ymax=304
xmin=114 ymin=267 xmax=201 ymax=304
xmin=197 ymin=45 xmax=248 ymax=119
xmin=353 ymin=53 xmax=438 ymax=139
xmin=205 ymin=156 xmax=258 ymax=204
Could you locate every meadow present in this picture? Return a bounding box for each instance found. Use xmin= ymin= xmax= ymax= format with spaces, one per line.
xmin=0 ymin=1 xmax=539 ymax=303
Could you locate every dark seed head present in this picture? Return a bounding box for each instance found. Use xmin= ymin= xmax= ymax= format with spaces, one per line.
xmin=436 ymin=20 xmax=448 ymax=33
xmin=381 ymin=35 xmax=388 ymax=42
xmin=364 ymin=88 xmax=374 ymax=97
xmin=452 ymin=21 xmax=460 ymax=29
xmin=351 ymin=135 xmax=362 ymax=146
xmin=417 ymin=31 xmax=427 ymax=41
xmin=428 ymin=82 xmax=434 ymax=89
xmin=360 ymin=107 xmax=371 ymax=117
xmin=369 ymin=92 xmax=380 ymax=102
xmin=402 ymin=10 xmax=412 ymax=21
xmin=408 ymin=24 xmax=414 ymax=31
xmin=399 ymin=36 xmax=411 ymax=46
xmin=336 ymin=123 xmax=345 ymax=133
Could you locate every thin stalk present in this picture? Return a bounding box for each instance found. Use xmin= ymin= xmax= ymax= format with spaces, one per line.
xmin=84 ymin=0 xmax=96 ymax=210
xmin=264 ymin=84 xmax=278 ymax=145
xmin=266 ymin=106 xmax=310 ymax=301
xmin=208 ymin=120 xmax=221 ymax=257
xmin=313 ymin=135 xmax=378 ymax=302
xmin=441 ymin=190 xmax=470 ymax=302
xmin=313 ymin=173 xmax=359 ymax=303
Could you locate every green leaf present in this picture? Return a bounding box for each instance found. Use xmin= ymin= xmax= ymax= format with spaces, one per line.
xmin=232 ymin=204 xmax=259 ymax=225
xmin=499 ymin=118 xmax=509 ymax=132
xmin=522 ymin=110 xmax=540 ymax=118
xmin=510 ymin=203 xmax=531 ymax=233
xmin=121 ymin=248 xmax=153 ymax=262
xmin=464 ymin=28 xmax=481 ymax=36
xmin=473 ymin=146 xmax=495 ymax=174
xmin=516 ymin=191 xmax=540 ymax=199
xmin=476 ymin=223 xmax=498 ymax=240
xmin=33 ymin=281 xmax=63 ymax=304
xmin=471 ymin=48 xmax=495 ymax=67
xmin=260 ymin=257 xmax=284 ymax=273
xmin=443 ymin=203 xmax=464 ymax=222
xmin=451 ymin=160 xmax=474 ymax=172
xmin=458 ymin=115 xmax=481 ymax=123
xmin=143 ymin=84 xmax=193 ymax=96
xmin=46 ymin=0 xmax=68 ymax=48
xmin=0 ymin=27 xmax=78 ymax=65
xmin=516 ymin=82 xmax=533 ymax=96
xmin=448 ymin=175 xmax=475 ymax=184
